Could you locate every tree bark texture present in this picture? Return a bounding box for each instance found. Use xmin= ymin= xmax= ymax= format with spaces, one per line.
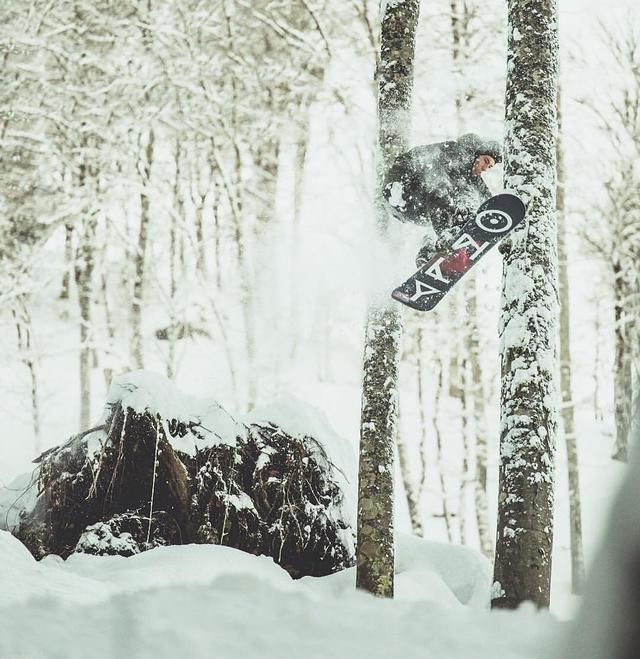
xmin=356 ymin=0 xmax=420 ymax=598
xmin=612 ymin=263 xmax=633 ymax=463
xmin=60 ymin=223 xmax=74 ymax=300
xmin=556 ymin=87 xmax=585 ymax=593
xmin=493 ymin=0 xmax=559 ymax=610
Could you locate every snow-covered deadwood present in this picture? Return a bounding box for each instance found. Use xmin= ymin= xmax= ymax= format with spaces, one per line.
xmin=10 ymin=373 xmax=355 ymax=578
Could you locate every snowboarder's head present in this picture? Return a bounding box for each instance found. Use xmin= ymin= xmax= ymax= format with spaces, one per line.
xmin=457 ymin=133 xmax=502 ymax=175
xmin=472 ymin=154 xmax=496 ymax=175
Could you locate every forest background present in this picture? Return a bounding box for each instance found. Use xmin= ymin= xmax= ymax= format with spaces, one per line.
xmin=0 ymin=0 xmax=637 ymax=615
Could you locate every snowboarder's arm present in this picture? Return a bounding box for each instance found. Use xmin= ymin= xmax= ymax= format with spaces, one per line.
xmin=476 ymin=176 xmax=492 ymax=200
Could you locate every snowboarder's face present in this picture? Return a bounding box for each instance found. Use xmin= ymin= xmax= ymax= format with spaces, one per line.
xmin=472 ymin=155 xmax=496 ymax=175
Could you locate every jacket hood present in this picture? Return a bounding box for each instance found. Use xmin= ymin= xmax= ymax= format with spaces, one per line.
xmin=457 ymin=133 xmax=503 ymax=164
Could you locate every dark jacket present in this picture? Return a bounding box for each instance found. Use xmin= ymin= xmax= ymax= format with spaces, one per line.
xmin=383 ymin=133 xmax=502 ymax=234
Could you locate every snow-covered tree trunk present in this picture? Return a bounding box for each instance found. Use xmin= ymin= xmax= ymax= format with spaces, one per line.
xmin=492 ymin=0 xmax=559 ymax=610
xmin=557 ymin=87 xmax=585 ymax=594
xmin=356 ymin=0 xmax=420 ymax=598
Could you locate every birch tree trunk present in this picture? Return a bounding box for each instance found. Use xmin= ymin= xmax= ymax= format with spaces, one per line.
xmin=492 ymin=0 xmax=559 ymax=610
xmin=356 ymin=0 xmax=420 ymax=598
xmin=557 ymin=87 xmax=585 ymax=594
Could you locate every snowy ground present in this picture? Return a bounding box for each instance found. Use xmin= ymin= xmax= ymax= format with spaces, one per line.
xmin=0 ymin=531 xmax=561 ymax=659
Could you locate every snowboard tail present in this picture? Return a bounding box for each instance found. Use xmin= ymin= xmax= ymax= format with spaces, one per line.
xmin=391 ymin=193 xmax=526 ymax=312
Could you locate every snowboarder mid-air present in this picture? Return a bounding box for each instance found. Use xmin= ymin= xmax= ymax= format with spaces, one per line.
xmin=382 ymin=133 xmax=502 ymax=267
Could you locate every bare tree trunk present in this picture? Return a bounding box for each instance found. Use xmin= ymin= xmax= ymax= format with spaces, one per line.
xmin=190 ymin=136 xmax=209 ymax=278
xmin=60 ymin=223 xmax=74 ymax=300
xmin=612 ymin=264 xmax=633 ymax=463
xmin=493 ymin=0 xmax=559 ymax=610
xmin=356 ymin=0 xmax=420 ymax=598
xmin=131 ymin=129 xmax=154 ymax=371
xmin=416 ymin=328 xmax=429 ymax=503
xmin=449 ymin=0 xmax=464 ymax=133
xmin=167 ymin=160 xmax=180 ymax=381
xmin=457 ymin=296 xmax=471 ymax=546
xmin=99 ymin=217 xmax=116 ymax=345
xmin=288 ymin=116 xmax=310 ymax=363
xmin=220 ymin=0 xmax=258 ymax=410
xmin=211 ymin=160 xmax=223 ymax=291
xmin=557 ymin=86 xmax=585 ymax=593
xmin=434 ymin=358 xmax=454 ymax=543
xmin=449 ymin=0 xmax=493 ymax=554
xmin=75 ymin=189 xmax=98 ymax=431
xmin=468 ymin=286 xmax=492 ymax=559
xmin=396 ymin=424 xmax=424 ymax=536
xmin=12 ymin=299 xmax=41 ymax=453
xmin=593 ymin=296 xmax=605 ymax=423
xmin=397 ymin=318 xmax=426 ymax=537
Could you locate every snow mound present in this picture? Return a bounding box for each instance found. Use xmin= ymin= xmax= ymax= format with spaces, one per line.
xmin=246 ymin=394 xmax=357 ymax=481
xmin=395 ymin=534 xmax=492 ymax=608
xmin=0 ymin=531 xmax=559 ymax=659
xmin=104 ymin=370 xmax=245 ymax=453
xmin=301 ymin=534 xmax=491 ymax=609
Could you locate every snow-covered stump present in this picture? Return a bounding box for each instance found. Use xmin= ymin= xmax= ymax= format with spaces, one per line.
xmin=11 ymin=372 xmax=355 ymax=578
xmin=16 ymin=402 xmax=193 ymax=559
xmin=246 ymin=422 xmax=354 ymax=578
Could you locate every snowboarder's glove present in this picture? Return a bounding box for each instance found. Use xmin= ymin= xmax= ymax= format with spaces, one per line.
xmin=498 ymin=236 xmax=513 ymax=256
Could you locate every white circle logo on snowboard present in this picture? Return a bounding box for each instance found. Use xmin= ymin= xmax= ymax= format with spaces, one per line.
xmin=475 ymin=209 xmax=512 ymax=234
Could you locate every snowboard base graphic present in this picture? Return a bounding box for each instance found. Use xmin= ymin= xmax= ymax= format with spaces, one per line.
xmin=391 ymin=193 xmax=526 ymax=312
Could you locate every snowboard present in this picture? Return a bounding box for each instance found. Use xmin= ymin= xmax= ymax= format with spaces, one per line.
xmin=391 ymin=193 xmax=526 ymax=312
